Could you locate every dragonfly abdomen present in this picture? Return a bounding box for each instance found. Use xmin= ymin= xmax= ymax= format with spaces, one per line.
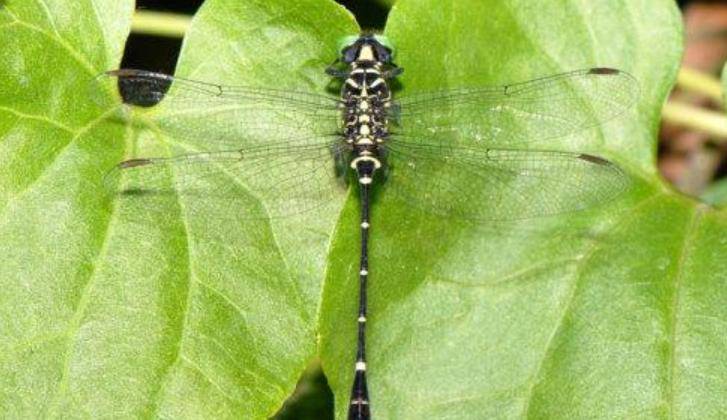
xmin=327 ymin=34 xmax=402 ymax=420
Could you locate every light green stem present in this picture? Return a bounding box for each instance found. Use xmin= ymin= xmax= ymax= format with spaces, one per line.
xmin=676 ymin=67 xmax=723 ymax=105
xmin=131 ymin=10 xmax=191 ymax=38
xmin=662 ymin=101 xmax=727 ymax=142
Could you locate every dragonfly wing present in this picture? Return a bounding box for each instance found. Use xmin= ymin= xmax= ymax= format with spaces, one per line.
xmin=384 ymin=139 xmax=630 ymax=221
xmin=105 ymin=139 xmax=348 ymax=220
xmin=392 ymin=68 xmax=638 ymax=149
xmin=94 ymin=69 xmax=342 ymax=152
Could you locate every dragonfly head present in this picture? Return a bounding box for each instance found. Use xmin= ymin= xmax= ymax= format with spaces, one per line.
xmin=338 ymin=34 xmax=395 ymax=65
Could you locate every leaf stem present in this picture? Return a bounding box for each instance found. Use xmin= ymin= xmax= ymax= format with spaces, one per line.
xmin=676 ymin=67 xmax=723 ymax=105
xmin=662 ymin=100 xmax=727 ymax=142
xmin=131 ymin=10 xmax=191 ymax=38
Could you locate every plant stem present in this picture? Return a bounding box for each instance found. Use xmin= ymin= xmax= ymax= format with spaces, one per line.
xmin=131 ymin=11 xmax=190 ymax=38
xmin=662 ymin=100 xmax=727 ymax=142
xmin=676 ymin=67 xmax=723 ymax=105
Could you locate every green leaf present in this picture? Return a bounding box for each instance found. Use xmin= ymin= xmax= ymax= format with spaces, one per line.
xmin=0 ymin=0 xmax=355 ymax=418
xmin=0 ymin=0 xmax=135 ymax=417
xmin=1 ymin=1 xmax=726 ymax=420
xmin=319 ymin=0 xmax=726 ymax=419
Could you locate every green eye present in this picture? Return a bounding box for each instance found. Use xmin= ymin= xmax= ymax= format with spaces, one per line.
xmin=372 ymin=34 xmax=396 ymax=56
xmin=337 ymin=35 xmax=359 ymax=52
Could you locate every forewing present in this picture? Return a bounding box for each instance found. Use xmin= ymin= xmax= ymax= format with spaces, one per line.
xmin=94 ymin=69 xmax=342 ymax=152
xmin=93 ymin=70 xmax=348 ymax=220
xmin=384 ymin=139 xmax=630 ymax=221
xmin=392 ymin=68 xmax=638 ymax=148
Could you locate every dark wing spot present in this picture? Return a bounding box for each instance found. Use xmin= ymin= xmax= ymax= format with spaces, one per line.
xmin=577 ymin=153 xmax=611 ymax=165
xmin=119 ymin=158 xmax=153 ymax=169
xmin=588 ymin=67 xmax=620 ymax=75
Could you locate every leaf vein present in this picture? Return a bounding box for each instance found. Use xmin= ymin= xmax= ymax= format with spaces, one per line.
xmin=667 ymin=204 xmax=706 ymax=416
xmin=520 ymin=191 xmax=663 ymax=418
xmin=148 ymin=130 xmax=197 ymax=418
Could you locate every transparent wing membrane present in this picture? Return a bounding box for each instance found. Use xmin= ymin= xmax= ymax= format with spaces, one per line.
xmin=392 ymin=68 xmax=638 ymax=149
xmin=96 ymin=69 xmax=348 ymax=219
xmin=94 ymin=69 xmax=342 ymax=152
xmin=103 ymin=69 xmax=342 ymax=112
xmin=96 ymin=67 xmax=635 ymax=222
xmin=106 ymin=141 xmax=347 ymax=219
xmin=385 ymin=139 xmax=630 ymax=221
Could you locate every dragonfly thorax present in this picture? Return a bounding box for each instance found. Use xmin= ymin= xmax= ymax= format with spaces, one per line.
xmin=335 ymin=36 xmax=401 ymax=185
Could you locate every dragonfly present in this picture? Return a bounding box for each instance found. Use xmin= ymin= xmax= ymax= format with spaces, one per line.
xmin=97 ymin=34 xmax=637 ymax=420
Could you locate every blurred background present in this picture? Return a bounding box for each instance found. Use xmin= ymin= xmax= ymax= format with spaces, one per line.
xmin=123 ymin=0 xmax=727 ymax=418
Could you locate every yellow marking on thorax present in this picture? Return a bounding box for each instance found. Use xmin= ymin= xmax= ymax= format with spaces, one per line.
xmin=358 ymin=45 xmax=375 ymax=61
xmin=350 ymin=155 xmax=382 ymax=169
